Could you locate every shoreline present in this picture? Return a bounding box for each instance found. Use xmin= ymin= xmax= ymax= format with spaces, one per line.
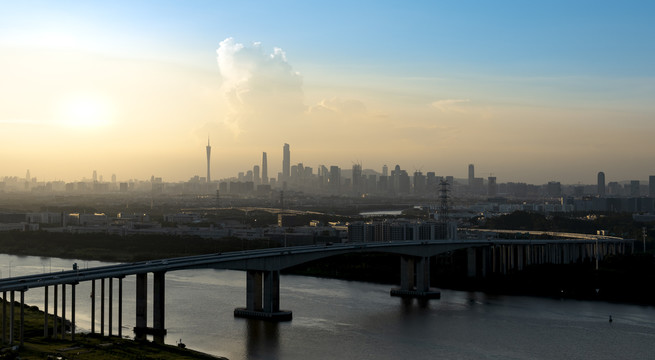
xmin=0 ymin=297 xmax=227 ymax=360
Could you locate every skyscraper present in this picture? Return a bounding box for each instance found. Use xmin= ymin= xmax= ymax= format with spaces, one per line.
xmin=650 ymin=176 xmax=655 ymax=198
xmin=206 ymin=137 xmax=212 ymax=183
xmin=253 ymin=165 xmax=260 ymax=185
xmin=597 ymin=172 xmax=605 ymax=197
xmin=468 ymin=164 xmax=474 ymax=186
xmin=352 ymin=163 xmax=362 ymax=194
xmin=630 ymin=180 xmax=640 ymax=197
xmin=262 ymin=152 xmax=268 ymax=184
xmin=488 ymin=176 xmax=497 ymax=197
xmin=283 ymin=143 xmax=290 ymax=180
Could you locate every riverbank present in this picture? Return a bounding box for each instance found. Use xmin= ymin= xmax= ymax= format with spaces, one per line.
xmin=0 ymin=298 xmax=227 ymax=360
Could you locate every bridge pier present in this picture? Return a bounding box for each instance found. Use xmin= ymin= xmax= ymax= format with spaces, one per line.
xmin=9 ymin=291 xmax=13 ymax=345
xmin=71 ymin=283 xmax=76 ymax=341
xmin=235 ymin=270 xmax=292 ymax=321
xmin=53 ymin=284 xmax=58 ymax=337
xmin=118 ymin=276 xmax=123 ymax=338
xmin=109 ymin=277 xmax=113 ymax=337
xmin=467 ymin=248 xmax=477 ymax=277
xmin=153 ymin=271 xmax=166 ymax=343
xmin=391 ymin=256 xmax=440 ymax=299
xmin=91 ymin=280 xmax=95 ymax=334
xmin=43 ymin=286 xmax=48 ymax=337
xmin=134 ymin=273 xmax=147 ymax=341
xmin=134 ymin=272 xmax=168 ymax=342
xmin=2 ymin=291 xmax=6 ymax=344
xmin=61 ymin=283 xmax=66 ymax=339
xmin=19 ymin=291 xmax=24 ymax=347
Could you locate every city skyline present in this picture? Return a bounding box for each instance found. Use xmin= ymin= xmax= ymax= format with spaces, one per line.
xmin=2 ymin=1 xmax=655 ymax=184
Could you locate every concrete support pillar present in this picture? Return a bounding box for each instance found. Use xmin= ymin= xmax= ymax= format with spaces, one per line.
xmin=9 ymin=291 xmax=14 ymax=345
xmin=235 ymin=269 xmax=292 ymax=320
xmin=91 ymin=280 xmax=95 ymax=334
xmin=416 ymin=257 xmax=430 ymax=292
xmin=492 ymin=246 xmax=497 ymax=273
xmin=467 ymin=248 xmax=477 ymax=278
xmin=101 ymin=278 xmax=105 ymax=336
xmin=2 ymin=291 xmax=6 ymax=344
xmin=399 ymin=256 xmax=416 ymax=290
xmin=118 ymin=277 xmax=123 ymax=338
xmin=390 ymin=255 xmax=439 ymax=299
xmin=263 ymin=270 xmax=280 ymax=313
xmin=153 ymin=271 xmax=166 ymax=343
xmin=510 ymin=245 xmax=515 ymax=270
xmin=19 ymin=291 xmax=24 ymax=347
xmin=246 ymin=271 xmax=263 ymax=311
xmin=71 ymin=284 xmax=76 ymax=341
xmin=109 ymin=277 xmax=113 ymax=337
xmin=44 ymin=286 xmax=49 ymax=337
xmin=53 ymin=285 xmax=58 ymax=337
xmin=500 ymin=245 xmax=508 ymax=274
xmin=61 ymin=284 xmax=66 ymax=339
xmin=135 ymin=273 xmax=147 ymax=341
xmin=481 ymin=247 xmax=488 ymax=277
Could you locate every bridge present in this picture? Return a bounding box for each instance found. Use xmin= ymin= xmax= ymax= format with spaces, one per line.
xmin=0 ymin=234 xmax=632 ymax=347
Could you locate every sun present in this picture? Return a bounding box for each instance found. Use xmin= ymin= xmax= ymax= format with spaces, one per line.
xmin=59 ymin=95 xmax=113 ymax=129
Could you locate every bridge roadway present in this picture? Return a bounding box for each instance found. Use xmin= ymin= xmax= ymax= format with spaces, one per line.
xmin=0 ymin=236 xmax=631 ymax=347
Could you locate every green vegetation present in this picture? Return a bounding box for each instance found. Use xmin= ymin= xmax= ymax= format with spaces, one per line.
xmin=479 ymin=211 xmax=652 ymax=246
xmin=0 ymin=299 xmax=225 ymax=360
xmin=0 ymin=231 xmax=279 ymax=262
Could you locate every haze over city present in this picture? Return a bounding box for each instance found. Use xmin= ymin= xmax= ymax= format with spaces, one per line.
xmin=2 ymin=1 xmax=654 ymax=184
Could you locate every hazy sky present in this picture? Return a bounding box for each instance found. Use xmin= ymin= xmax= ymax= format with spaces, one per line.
xmin=2 ymin=0 xmax=654 ymax=184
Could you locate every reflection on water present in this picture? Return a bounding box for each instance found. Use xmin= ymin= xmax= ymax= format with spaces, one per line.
xmin=245 ymin=319 xmax=279 ymax=360
xmin=2 ymin=253 xmax=655 ymax=360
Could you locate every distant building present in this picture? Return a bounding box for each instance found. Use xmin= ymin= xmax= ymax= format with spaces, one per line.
xmin=597 ymin=172 xmax=605 ymax=197
xmin=488 ymin=176 xmax=497 ymax=197
xmin=262 ymin=152 xmax=268 ymax=184
xmin=630 ymin=180 xmax=640 ymax=197
xmin=206 ymin=137 xmax=212 ymax=183
xmin=283 ymin=143 xmax=290 ymax=180
xmin=468 ymin=164 xmax=474 ymax=186
xmin=352 ymin=164 xmax=362 ymax=195
xmin=547 ymin=181 xmax=561 ymax=196
xmin=650 ymin=175 xmax=655 ymax=197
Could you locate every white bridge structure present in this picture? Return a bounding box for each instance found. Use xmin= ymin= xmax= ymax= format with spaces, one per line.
xmin=0 ymin=231 xmax=632 ymax=346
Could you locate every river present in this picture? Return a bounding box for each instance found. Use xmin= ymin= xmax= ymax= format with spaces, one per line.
xmin=2 ymin=253 xmax=655 ymax=360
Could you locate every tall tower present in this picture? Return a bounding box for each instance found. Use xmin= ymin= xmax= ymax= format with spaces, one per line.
xmin=597 ymin=172 xmax=605 ymax=197
xmin=262 ymin=152 xmax=268 ymax=184
xmin=206 ymin=137 xmax=212 ymax=183
xmin=283 ymin=143 xmax=290 ymax=180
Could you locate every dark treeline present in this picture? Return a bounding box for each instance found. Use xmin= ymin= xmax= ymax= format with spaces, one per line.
xmin=0 ymin=231 xmax=279 ymax=262
xmin=478 ymin=211 xmax=653 ymax=245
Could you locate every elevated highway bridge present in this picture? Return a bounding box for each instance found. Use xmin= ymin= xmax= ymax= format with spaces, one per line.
xmin=0 ymin=234 xmax=632 ymax=347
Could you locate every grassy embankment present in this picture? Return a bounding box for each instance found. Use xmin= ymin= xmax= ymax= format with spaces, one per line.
xmin=0 ymin=298 xmax=225 ymax=359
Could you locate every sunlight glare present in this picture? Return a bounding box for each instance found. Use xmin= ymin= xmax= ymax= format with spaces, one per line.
xmin=59 ymin=95 xmax=113 ymax=129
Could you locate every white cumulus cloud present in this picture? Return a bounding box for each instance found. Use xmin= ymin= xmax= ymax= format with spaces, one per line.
xmin=216 ymin=38 xmax=304 ymax=137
